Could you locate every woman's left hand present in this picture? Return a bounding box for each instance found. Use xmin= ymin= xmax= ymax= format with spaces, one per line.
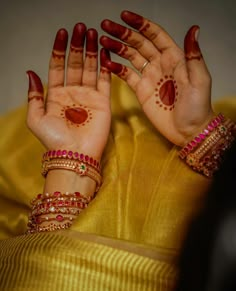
xmin=27 ymin=24 xmax=111 ymax=160
xmin=100 ymin=10 xmax=214 ymax=146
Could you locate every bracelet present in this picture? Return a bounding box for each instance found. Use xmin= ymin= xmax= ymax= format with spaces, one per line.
xmin=31 ymin=191 xmax=91 ymax=205
xmin=30 ymin=214 xmax=76 ymax=225
xmin=179 ymin=113 xmax=225 ymax=159
xmin=27 ymin=191 xmax=93 ymax=234
xmin=27 ymin=222 xmax=72 ymax=234
xmin=179 ymin=116 xmax=236 ymax=177
xmin=43 ymin=150 xmax=100 ymax=171
xmin=31 ymin=206 xmax=83 ymax=217
xmin=42 ymin=159 xmax=102 ymax=192
xmin=32 ymin=200 xmax=88 ymax=211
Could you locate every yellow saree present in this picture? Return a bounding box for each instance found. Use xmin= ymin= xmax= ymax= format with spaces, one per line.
xmin=0 ymin=77 xmax=235 ymax=290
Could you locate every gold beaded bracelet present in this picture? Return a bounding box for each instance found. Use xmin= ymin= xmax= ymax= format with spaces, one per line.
xmin=42 ymin=159 xmax=102 ymax=192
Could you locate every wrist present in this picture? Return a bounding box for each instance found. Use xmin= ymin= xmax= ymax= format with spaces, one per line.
xmin=179 ymin=114 xmax=236 ymax=177
xmin=181 ymin=111 xmax=216 ymax=147
xmin=43 ymin=169 xmax=96 ymax=198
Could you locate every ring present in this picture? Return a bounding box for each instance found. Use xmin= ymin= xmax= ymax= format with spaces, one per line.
xmin=139 ymin=60 xmax=150 ymax=73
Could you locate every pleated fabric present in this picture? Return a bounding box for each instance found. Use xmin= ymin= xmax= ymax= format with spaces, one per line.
xmin=0 ymin=231 xmax=177 ymax=290
xmin=0 ymin=76 xmax=235 ymax=290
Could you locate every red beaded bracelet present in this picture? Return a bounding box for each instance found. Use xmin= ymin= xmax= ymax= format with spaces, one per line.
xmin=42 ymin=150 xmax=100 ymax=171
xmin=179 ymin=113 xmax=225 ymax=159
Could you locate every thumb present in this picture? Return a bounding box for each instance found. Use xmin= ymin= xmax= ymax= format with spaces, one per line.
xmin=184 ymin=25 xmax=211 ymax=85
xmin=26 ymin=70 xmax=45 ymax=129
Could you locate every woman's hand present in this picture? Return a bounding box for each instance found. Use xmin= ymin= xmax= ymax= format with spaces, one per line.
xmin=27 ymin=23 xmax=111 ymax=160
xmin=100 ymin=11 xmax=214 ymax=146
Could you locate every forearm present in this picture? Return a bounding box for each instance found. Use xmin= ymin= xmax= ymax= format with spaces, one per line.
xmin=27 ymin=156 xmax=100 ymax=234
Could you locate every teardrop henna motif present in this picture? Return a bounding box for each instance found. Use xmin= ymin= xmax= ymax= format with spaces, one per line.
xmin=65 ymin=108 xmax=88 ymax=124
xmin=155 ymin=75 xmax=178 ymax=111
xmin=61 ymin=104 xmax=92 ymax=127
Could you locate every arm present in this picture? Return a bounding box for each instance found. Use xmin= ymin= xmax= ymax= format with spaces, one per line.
xmin=26 ymin=23 xmax=111 ymax=233
xmin=100 ymin=10 xmax=235 ymax=177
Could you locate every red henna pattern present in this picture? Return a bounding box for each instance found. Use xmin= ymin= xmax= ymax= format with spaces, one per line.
xmin=100 ymin=37 xmax=128 ymax=56
xmin=101 ymin=20 xmax=132 ymax=42
xmin=184 ymin=25 xmax=202 ymax=61
xmin=139 ymin=22 xmax=151 ymax=33
xmin=71 ymin=23 xmax=86 ymax=48
xmin=155 ymin=75 xmax=177 ymax=111
xmin=86 ymin=52 xmax=98 ymax=59
xmin=27 ymin=71 xmax=44 ymax=93
xmin=70 ymin=45 xmax=83 ymax=53
xmin=100 ymin=67 xmax=109 ymax=74
xmin=100 ymin=48 xmax=110 ymax=68
xmin=28 ymin=96 xmax=44 ymax=103
xmin=52 ymin=51 xmax=66 ymax=59
xmin=106 ymin=62 xmax=127 ymax=77
xmin=86 ymin=29 xmax=98 ymax=53
xmin=120 ymin=10 xmax=150 ymax=34
xmin=61 ymin=104 xmax=92 ymax=127
xmin=53 ymin=29 xmax=68 ymax=52
xmin=122 ymin=29 xmax=132 ymax=42
xmin=119 ymin=66 xmax=128 ymax=77
xmin=121 ymin=11 xmax=144 ymax=30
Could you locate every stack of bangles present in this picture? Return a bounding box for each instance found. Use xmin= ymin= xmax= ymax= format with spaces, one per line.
xmin=179 ymin=113 xmax=236 ymax=177
xmin=26 ymin=151 xmax=102 ymax=234
xmin=27 ymin=191 xmax=92 ymax=234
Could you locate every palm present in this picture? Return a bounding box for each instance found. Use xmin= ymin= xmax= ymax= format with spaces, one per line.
xmin=36 ymin=86 xmax=111 ymax=157
xmin=135 ymin=49 xmax=211 ymax=145
xmin=101 ymin=11 xmax=214 ymax=146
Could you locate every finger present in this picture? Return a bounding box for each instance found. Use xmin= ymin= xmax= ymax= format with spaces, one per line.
xmin=26 ymin=70 xmax=45 ymax=128
xmin=66 ymin=23 xmax=87 ymax=86
xmin=48 ymin=29 xmax=68 ymax=89
xmin=104 ymin=60 xmax=140 ymax=92
xmin=100 ymin=36 xmax=147 ymax=73
xmin=97 ymin=48 xmax=111 ymax=98
xmin=101 ymin=19 xmax=159 ymax=62
xmin=184 ymin=25 xmax=211 ymax=85
xmin=120 ymin=10 xmax=177 ymax=52
xmin=82 ymin=28 xmax=98 ymax=88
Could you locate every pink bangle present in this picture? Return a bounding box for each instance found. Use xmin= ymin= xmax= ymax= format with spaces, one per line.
xmin=42 ymin=150 xmax=100 ymax=171
xmin=179 ymin=113 xmax=225 ymax=159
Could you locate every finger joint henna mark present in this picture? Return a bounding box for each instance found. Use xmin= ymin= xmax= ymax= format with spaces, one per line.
xmin=139 ymin=21 xmax=151 ymax=33
xmin=119 ymin=44 xmax=128 ymax=57
xmin=28 ymin=91 xmax=44 ymax=103
xmin=155 ymin=75 xmax=178 ymax=111
xmin=61 ymin=104 xmax=92 ymax=127
xmin=118 ymin=66 xmax=128 ymax=77
xmin=121 ymin=29 xmax=132 ymax=42
xmin=86 ymin=52 xmax=98 ymax=59
xmin=52 ymin=50 xmax=66 ymax=59
xmin=185 ymin=54 xmax=203 ymax=61
xmin=100 ymin=67 xmax=109 ymax=74
xmin=28 ymin=96 xmax=44 ymax=102
xmin=70 ymin=45 xmax=83 ymax=54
